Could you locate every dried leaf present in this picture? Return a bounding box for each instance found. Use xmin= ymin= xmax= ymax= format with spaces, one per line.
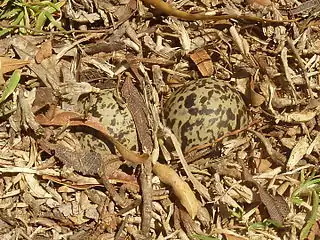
xmin=230 ymin=26 xmax=246 ymax=56
xmin=35 ymin=40 xmax=53 ymax=64
xmin=113 ymin=0 xmax=136 ymax=23
xmin=246 ymin=0 xmax=271 ymax=6
xmin=213 ymin=229 xmax=249 ymax=240
xmin=0 ymin=57 xmax=29 ymax=74
xmin=83 ymin=41 xmax=125 ymax=55
xmin=42 ymin=175 xmax=103 ymax=190
xmin=224 ymin=233 xmax=248 ymax=240
xmin=281 ymin=137 xmax=297 ymax=149
xmin=189 ymin=49 xmax=214 ymax=77
xmin=11 ymin=36 xmax=60 ymax=90
xmin=153 ymin=162 xmax=200 ymax=219
xmin=290 ymin=0 xmax=320 ymax=15
xmin=18 ymin=88 xmax=42 ymax=132
xmin=249 ymin=130 xmax=286 ymax=165
xmin=287 ymin=136 xmax=310 ymax=170
xmin=24 ymin=173 xmax=51 ymax=198
xmin=32 ymin=87 xmax=56 ymax=112
xmin=276 ymin=110 xmax=319 ymax=123
xmin=250 ymin=79 xmax=265 ymax=106
xmin=257 ymin=184 xmax=289 ymax=225
xmin=254 ymin=158 xmax=272 ymax=173
xmin=307 ymin=132 xmax=320 ymax=155
xmin=56 ymin=144 xmax=102 ymax=175
xmin=242 ymin=161 xmax=289 ymax=224
xmin=121 ymin=78 xmax=153 ymax=152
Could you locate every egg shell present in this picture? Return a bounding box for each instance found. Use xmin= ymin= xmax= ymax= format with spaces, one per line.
xmin=164 ymin=78 xmax=249 ymax=150
xmin=77 ymin=89 xmax=139 ymax=154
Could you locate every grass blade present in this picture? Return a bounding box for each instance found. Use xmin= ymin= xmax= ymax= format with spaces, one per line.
xmin=0 ymin=69 xmax=21 ymax=104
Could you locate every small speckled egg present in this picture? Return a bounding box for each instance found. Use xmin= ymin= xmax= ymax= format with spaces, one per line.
xmin=164 ymin=78 xmax=249 ymax=151
xmin=77 ymin=89 xmax=138 ymax=154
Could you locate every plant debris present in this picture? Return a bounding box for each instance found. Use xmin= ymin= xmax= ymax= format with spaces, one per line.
xmin=0 ymin=0 xmax=320 ymax=239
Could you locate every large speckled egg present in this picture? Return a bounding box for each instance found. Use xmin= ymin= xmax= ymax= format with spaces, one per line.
xmin=164 ymin=78 xmax=249 ymax=151
xmin=77 ymin=89 xmax=138 ymax=154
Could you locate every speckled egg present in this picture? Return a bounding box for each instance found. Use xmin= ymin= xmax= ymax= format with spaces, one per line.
xmin=164 ymin=78 xmax=249 ymax=151
xmin=77 ymin=89 xmax=138 ymax=154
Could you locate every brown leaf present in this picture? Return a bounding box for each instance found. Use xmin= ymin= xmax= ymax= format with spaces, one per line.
xmin=224 ymin=233 xmax=248 ymax=240
xmin=17 ymin=88 xmax=42 ymax=133
xmin=38 ymin=140 xmax=101 ymax=175
xmin=189 ymin=49 xmax=214 ymax=77
xmin=153 ymin=163 xmax=200 ymax=219
xmin=83 ymin=41 xmax=125 ymax=55
xmin=11 ymin=36 xmax=60 ymax=90
xmin=121 ymin=77 xmax=153 ymax=152
xmin=113 ymin=0 xmax=137 ymax=23
xmin=254 ymin=158 xmax=272 ymax=173
xmin=179 ymin=209 xmax=204 ymax=235
xmin=307 ymin=221 xmax=320 ymax=240
xmin=35 ymin=40 xmax=53 ymax=64
xmin=249 ymin=78 xmax=265 ymax=106
xmin=287 ymin=136 xmax=309 ymax=170
xmin=0 ymin=57 xmax=29 ymax=74
xmin=257 ymin=184 xmax=289 ymax=224
xmin=246 ymin=0 xmax=271 ymax=6
xmin=241 ymin=161 xmax=289 ymax=224
xmin=32 ymin=87 xmax=56 ymax=113
xmin=42 ymin=175 xmax=102 ymax=190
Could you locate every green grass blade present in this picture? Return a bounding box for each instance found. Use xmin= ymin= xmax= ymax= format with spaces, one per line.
xmin=292 ymin=177 xmax=320 ymax=198
xmin=0 ymin=70 xmax=21 ymax=104
xmin=0 ymin=7 xmax=21 ymax=20
xmin=299 ymin=190 xmax=319 ymax=240
xmin=44 ymin=11 xmax=65 ymax=31
xmin=34 ymin=11 xmax=47 ymax=30
xmin=35 ymin=1 xmax=65 ymax=30
xmin=0 ymin=10 xmax=24 ymax=37
xmin=0 ymin=0 xmax=11 ymax=8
